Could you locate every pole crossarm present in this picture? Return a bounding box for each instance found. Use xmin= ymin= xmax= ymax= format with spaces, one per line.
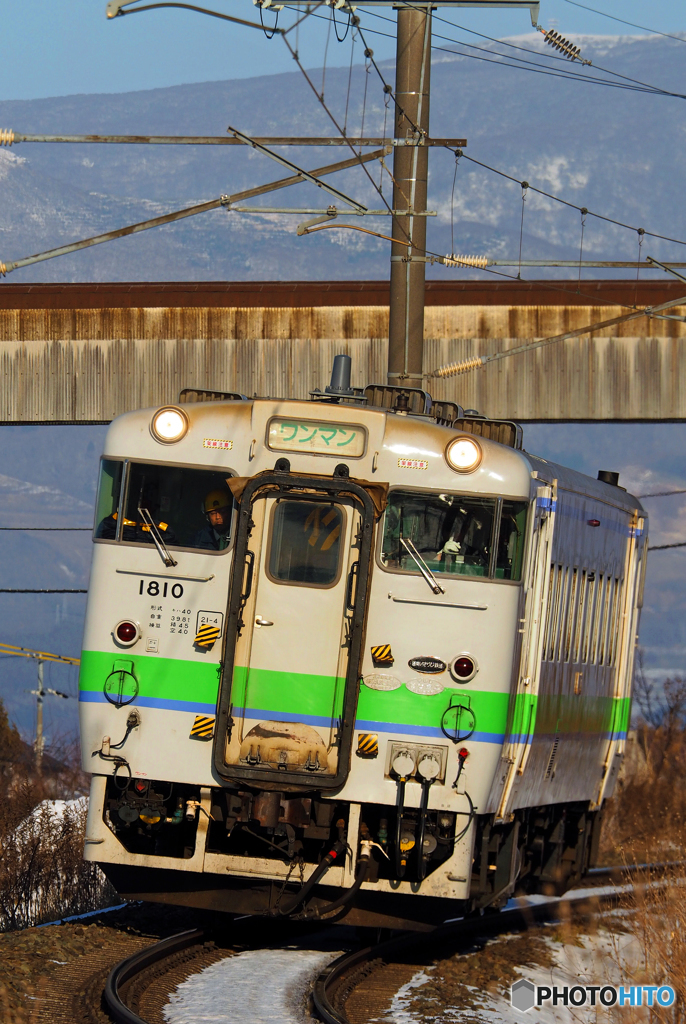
xmin=0 ymin=641 xmax=80 ymax=665
xmin=432 ymin=291 xmax=686 ymax=378
xmin=227 ymin=126 xmax=368 ymax=211
xmin=0 ymin=131 xmax=465 ymax=148
xmin=0 ymin=147 xmax=388 ymax=277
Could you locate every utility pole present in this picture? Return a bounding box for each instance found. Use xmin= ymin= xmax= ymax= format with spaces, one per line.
xmin=35 ymin=660 xmax=45 ymax=772
xmin=388 ymin=5 xmax=432 ymax=390
xmin=0 ymin=642 xmax=79 ymax=773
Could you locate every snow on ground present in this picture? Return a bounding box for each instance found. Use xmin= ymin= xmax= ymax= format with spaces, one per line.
xmin=387 ymin=922 xmax=644 ymax=1024
xmin=163 ymin=947 xmax=342 ymax=1024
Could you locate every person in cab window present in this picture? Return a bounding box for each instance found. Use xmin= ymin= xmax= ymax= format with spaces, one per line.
xmin=195 ymin=490 xmax=233 ymax=551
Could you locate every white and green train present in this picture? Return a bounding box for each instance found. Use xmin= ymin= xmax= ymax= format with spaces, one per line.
xmin=80 ymin=357 xmax=646 ymax=929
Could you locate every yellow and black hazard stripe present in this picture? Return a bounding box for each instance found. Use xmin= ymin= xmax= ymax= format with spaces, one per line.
xmin=194 ymin=624 xmax=222 ymax=648
xmin=190 ymin=715 xmax=215 ymax=739
xmin=370 ymin=643 xmax=394 ymax=666
xmin=357 ymin=733 xmax=379 ymax=758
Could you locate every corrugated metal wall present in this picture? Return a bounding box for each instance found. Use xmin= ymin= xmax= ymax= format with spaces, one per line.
xmin=1 ymin=294 xmax=684 ymax=421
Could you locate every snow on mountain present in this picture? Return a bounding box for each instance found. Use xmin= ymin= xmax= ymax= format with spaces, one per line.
xmin=1 ymin=34 xmax=685 ymax=280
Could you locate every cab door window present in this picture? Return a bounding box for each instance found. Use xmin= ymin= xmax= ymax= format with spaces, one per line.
xmin=267 ymin=500 xmax=344 ymax=587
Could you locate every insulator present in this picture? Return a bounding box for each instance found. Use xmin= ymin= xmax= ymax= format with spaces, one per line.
xmin=0 ymin=263 xmax=6 ymax=277
xmin=443 ymin=254 xmax=489 ymax=269
xmin=542 ymin=29 xmax=582 ymax=61
xmin=433 ymin=356 xmax=483 ymax=379
xmin=0 ymin=129 xmax=14 ymax=147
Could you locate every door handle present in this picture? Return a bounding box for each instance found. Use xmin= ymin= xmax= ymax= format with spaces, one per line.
xmin=255 ymin=616 xmax=274 ymax=627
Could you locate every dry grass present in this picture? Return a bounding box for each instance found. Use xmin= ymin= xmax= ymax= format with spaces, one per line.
xmin=600 ymin=668 xmax=686 ymax=865
xmin=0 ymin=708 xmax=117 ymax=931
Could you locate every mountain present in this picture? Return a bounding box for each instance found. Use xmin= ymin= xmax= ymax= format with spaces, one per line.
xmin=0 ymin=36 xmax=685 ymax=738
xmin=1 ymin=33 xmax=686 ymax=281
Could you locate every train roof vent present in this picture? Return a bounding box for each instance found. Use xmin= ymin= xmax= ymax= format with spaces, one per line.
xmin=431 ymin=400 xmax=464 ymax=426
xmin=451 ymin=416 xmax=524 ymax=450
xmin=178 ymin=388 xmax=248 ymax=404
xmin=363 ymin=385 xmax=433 ymax=415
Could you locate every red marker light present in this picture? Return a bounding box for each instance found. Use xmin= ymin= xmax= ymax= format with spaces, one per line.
xmin=134 ymin=780 xmax=147 ymax=793
xmin=587 ymin=519 xmax=601 ymax=527
xmin=115 ymin=621 xmax=138 ymax=644
xmin=454 ymin=657 xmax=474 ymax=678
xmin=459 ymin=748 xmax=470 ymax=760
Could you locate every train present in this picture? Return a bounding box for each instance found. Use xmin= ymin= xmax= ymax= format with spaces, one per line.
xmin=79 ymin=356 xmax=647 ymax=930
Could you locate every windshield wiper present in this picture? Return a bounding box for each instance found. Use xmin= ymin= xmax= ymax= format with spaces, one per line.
xmin=138 ymin=507 xmax=178 ymax=567
xmin=400 ymin=537 xmax=445 ymax=596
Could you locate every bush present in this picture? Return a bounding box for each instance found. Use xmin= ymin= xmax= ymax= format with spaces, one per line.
xmin=0 ymin=703 xmax=117 ymax=930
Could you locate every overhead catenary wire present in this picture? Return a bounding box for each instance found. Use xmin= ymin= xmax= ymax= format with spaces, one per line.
xmin=352 ymin=5 xmax=686 ymax=100
xmin=449 ymin=150 xmax=686 ymax=249
xmin=431 ymin=290 xmax=686 ymax=378
xmin=0 ymin=148 xmax=388 ymax=276
xmin=560 ymin=0 xmax=686 ymax=44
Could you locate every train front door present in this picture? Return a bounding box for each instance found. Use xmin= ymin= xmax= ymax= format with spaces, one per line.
xmin=214 ymin=467 xmax=375 ymax=789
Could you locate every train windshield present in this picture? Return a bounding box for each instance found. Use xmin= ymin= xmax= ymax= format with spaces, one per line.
xmin=381 ymin=491 xmax=528 ymax=581
xmin=94 ymin=459 xmax=235 ymax=553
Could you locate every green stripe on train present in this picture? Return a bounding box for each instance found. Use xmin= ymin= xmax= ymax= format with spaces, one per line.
xmin=79 ymin=651 xmax=630 ymax=737
xmin=79 ymin=650 xmax=221 ymax=704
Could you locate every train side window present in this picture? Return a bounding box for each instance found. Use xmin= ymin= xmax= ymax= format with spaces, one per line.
xmin=598 ymin=576 xmax=612 ymax=665
xmin=543 ymin=565 xmax=556 ymax=660
xmin=582 ymin=573 xmax=596 ymax=663
xmin=94 ymin=459 xmax=124 ymax=539
xmin=573 ymin=570 xmax=588 ymax=663
xmin=267 ymin=500 xmax=344 ymax=587
xmin=496 ymin=501 xmax=528 ymax=580
xmin=555 ymin=567 xmax=570 ymax=662
xmin=550 ymin=565 xmax=565 ymax=661
xmin=607 ymin=578 xmax=623 ymax=665
xmin=564 ymin=568 xmax=578 ymax=662
xmin=590 ymin=574 xmax=604 ymax=664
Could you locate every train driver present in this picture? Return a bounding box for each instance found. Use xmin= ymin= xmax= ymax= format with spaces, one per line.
xmin=194 ymin=489 xmax=233 ymax=551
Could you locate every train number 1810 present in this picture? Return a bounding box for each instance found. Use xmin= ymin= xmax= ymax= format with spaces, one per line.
xmin=138 ymin=579 xmax=184 ymax=598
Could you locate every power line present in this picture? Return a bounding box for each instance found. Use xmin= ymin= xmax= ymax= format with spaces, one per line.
xmin=355 ymin=5 xmax=686 ymax=100
xmin=649 ymin=542 xmax=686 ymax=551
xmin=560 ymin=0 xmax=686 ymax=44
xmin=451 ymin=150 xmax=686 ymax=249
xmin=638 ymin=489 xmax=686 ymax=499
xmin=0 ymin=589 xmax=87 ymax=594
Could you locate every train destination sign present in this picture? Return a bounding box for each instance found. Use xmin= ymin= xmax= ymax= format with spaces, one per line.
xmin=268 ymin=417 xmax=366 ymax=457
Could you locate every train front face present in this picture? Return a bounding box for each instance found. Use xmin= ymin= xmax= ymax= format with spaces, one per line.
xmin=79 ymin=397 xmax=532 ymax=928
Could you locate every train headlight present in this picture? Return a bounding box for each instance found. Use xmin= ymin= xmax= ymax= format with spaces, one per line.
xmin=445 ymin=436 xmax=481 ymax=473
xmin=114 ymin=620 xmax=140 ymax=647
xmin=151 ymin=407 xmax=188 ymax=444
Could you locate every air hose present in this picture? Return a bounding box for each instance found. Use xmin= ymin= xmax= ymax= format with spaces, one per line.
xmin=416 ymin=776 xmax=434 ymax=882
xmin=276 ymin=839 xmax=347 ymax=916
xmin=298 ymin=850 xmax=371 ymax=921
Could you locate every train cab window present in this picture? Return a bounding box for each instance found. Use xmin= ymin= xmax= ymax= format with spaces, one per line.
xmin=94 ymin=460 xmax=123 ymax=538
xmin=95 ymin=460 xmax=235 ymax=553
xmin=268 ymin=500 xmax=344 ymax=587
xmin=496 ymin=501 xmax=528 ymax=580
xmin=381 ymin=491 xmax=528 ymax=582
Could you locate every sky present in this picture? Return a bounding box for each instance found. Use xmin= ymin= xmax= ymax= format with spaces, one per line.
xmin=1 ymin=1 xmax=685 ymax=101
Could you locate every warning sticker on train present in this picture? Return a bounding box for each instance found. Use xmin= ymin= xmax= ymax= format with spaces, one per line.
xmin=190 ymin=715 xmax=215 ymax=739
xmin=357 ymin=733 xmax=379 ymax=758
xmin=371 ymin=644 xmax=394 ymax=666
xmin=202 ymin=438 xmax=233 ymax=450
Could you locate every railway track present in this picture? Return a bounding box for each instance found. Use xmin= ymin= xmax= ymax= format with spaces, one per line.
xmin=102 ymin=861 xmax=684 ymax=1024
